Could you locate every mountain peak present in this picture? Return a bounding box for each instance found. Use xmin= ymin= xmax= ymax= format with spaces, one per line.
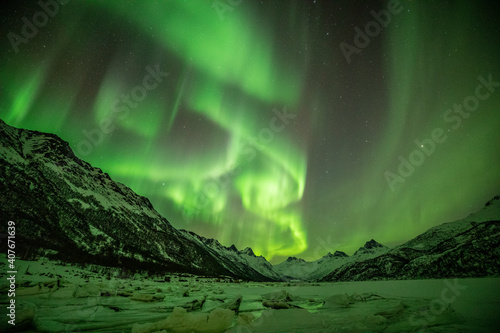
xmin=353 ymin=239 xmax=388 ymax=257
xmin=320 ymin=251 xmax=349 ymax=260
xmin=333 ymin=250 xmax=349 ymax=258
xmin=363 ymin=239 xmax=384 ymax=249
xmin=286 ymin=256 xmax=305 ymax=263
xmin=240 ymin=247 xmax=256 ymax=257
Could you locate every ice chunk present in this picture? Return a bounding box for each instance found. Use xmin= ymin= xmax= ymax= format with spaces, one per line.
xmin=262 ymin=300 xmax=291 ymax=309
xmin=131 ymin=307 xmax=234 ymax=333
xmin=229 ymin=308 xmax=330 ymax=333
xmin=219 ymin=295 xmax=242 ymax=312
xmin=262 ymin=289 xmax=296 ymax=302
xmin=237 ymin=312 xmax=255 ymax=326
xmin=153 ymin=292 xmax=166 ymax=301
xmin=74 ymin=288 xmax=90 ymax=298
xmin=131 ymin=293 xmax=155 ymax=302
xmin=322 ymin=293 xmax=354 ymax=308
xmin=50 ymin=286 xmax=77 ymax=299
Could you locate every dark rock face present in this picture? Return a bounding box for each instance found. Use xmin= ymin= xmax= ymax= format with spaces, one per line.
xmin=240 ymin=247 xmax=255 ymax=257
xmin=0 ymin=120 xmax=272 ymax=280
xmin=286 ymin=257 xmax=305 ymax=263
xmin=363 ymin=239 xmax=384 ymax=249
xmin=332 ymin=251 xmax=348 ymax=258
xmin=353 ymin=239 xmax=389 ymax=257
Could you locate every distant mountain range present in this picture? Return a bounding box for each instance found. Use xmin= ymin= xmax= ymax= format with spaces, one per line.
xmin=1 ymin=119 xmax=499 ymax=282
xmin=274 ymin=240 xmax=391 ymax=281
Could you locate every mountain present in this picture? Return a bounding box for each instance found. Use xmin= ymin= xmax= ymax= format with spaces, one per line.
xmin=273 ymin=256 xmax=310 ymax=280
xmin=275 ymin=198 xmax=499 ymax=282
xmin=273 ymin=242 xmax=387 ymax=281
xmin=320 ymin=196 xmax=500 ymax=282
xmin=353 ymin=239 xmax=389 ymax=257
xmin=273 ymin=251 xmax=352 ymax=281
xmin=179 ymin=230 xmax=281 ymax=281
xmin=0 ymin=119 xmax=274 ymax=281
xmin=237 ymin=247 xmax=283 ymax=281
xmin=397 ymin=195 xmax=500 ymax=251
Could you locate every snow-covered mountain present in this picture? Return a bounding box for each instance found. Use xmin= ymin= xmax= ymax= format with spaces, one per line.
xmin=320 ymin=196 xmax=500 ymax=282
xmin=179 ymin=230 xmax=281 ymax=281
xmin=274 ymin=241 xmax=389 ymax=281
xmin=273 ymin=256 xmax=311 ymax=280
xmin=237 ymin=247 xmax=283 ymax=281
xmin=276 ymin=198 xmax=499 ymax=282
xmin=0 ymin=119 xmax=274 ymax=281
xmin=353 ymin=239 xmax=389 ymax=257
xmin=397 ymin=195 xmax=500 ymax=251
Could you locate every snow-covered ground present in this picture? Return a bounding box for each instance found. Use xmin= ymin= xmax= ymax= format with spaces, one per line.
xmin=1 ymin=255 xmax=499 ymax=332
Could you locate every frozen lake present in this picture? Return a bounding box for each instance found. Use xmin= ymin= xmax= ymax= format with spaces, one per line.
xmin=1 ymin=256 xmax=499 ymax=332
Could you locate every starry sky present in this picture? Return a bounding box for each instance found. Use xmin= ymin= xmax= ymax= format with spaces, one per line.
xmin=1 ymin=1 xmax=499 ymax=264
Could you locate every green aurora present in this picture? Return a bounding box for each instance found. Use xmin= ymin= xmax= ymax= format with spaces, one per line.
xmin=1 ymin=1 xmax=499 ymax=263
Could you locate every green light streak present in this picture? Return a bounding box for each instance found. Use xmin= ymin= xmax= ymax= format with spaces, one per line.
xmin=5 ymin=65 xmax=47 ymax=126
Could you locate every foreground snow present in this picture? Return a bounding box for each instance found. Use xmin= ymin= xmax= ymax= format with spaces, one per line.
xmin=1 ymin=255 xmax=498 ymax=332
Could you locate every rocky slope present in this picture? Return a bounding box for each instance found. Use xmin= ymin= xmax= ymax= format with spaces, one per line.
xmin=179 ymin=230 xmax=281 ymax=281
xmin=353 ymin=239 xmax=389 ymax=257
xmin=0 ymin=119 xmax=273 ymax=281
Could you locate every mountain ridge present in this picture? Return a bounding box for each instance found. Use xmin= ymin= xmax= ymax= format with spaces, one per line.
xmin=319 ymin=196 xmax=500 ymax=282
xmin=0 ymin=119 xmax=274 ymax=281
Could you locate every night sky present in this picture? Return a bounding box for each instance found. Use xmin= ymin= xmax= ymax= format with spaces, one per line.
xmin=1 ymin=1 xmax=499 ymax=263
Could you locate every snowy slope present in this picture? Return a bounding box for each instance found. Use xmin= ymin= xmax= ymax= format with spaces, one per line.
xmin=272 ymin=252 xmax=352 ymax=281
xmin=238 ymin=247 xmax=283 ymax=281
xmin=353 ymin=239 xmax=389 ymax=257
xmin=179 ymin=230 xmax=280 ymax=281
xmin=398 ymin=195 xmax=500 ymax=251
xmin=305 ymin=251 xmax=353 ymax=281
xmin=274 ymin=240 xmax=390 ymax=281
xmin=273 ymin=256 xmax=312 ymax=280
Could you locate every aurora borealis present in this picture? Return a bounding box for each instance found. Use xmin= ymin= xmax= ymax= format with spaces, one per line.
xmin=1 ymin=1 xmax=499 ymax=263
